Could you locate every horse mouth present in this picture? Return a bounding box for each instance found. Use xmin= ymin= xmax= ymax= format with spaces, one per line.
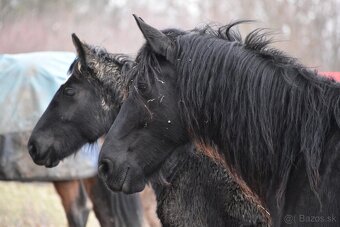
xmin=44 ymin=159 xmax=61 ymax=168
xmin=106 ymin=166 xmax=144 ymax=193
xmin=100 ymin=163 xmax=146 ymax=194
xmin=121 ymin=167 xmax=130 ymax=192
xmin=106 ymin=167 xmax=130 ymax=192
xmin=33 ymin=156 xmax=60 ymax=168
xmin=39 ymin=152 xmax=61 ymax=168
xmin=28 ymin=141 xmax=62 ymax=168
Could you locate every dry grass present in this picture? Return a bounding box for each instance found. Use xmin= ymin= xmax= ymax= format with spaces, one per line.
xmin=0 ymin=181 xmax=99 ymax=227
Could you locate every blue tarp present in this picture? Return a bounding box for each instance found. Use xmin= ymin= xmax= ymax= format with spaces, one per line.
xmin=0 ymin=52 xmax=75 ymax=134
xmin=0 ymin=52 xmax=98 ymax=181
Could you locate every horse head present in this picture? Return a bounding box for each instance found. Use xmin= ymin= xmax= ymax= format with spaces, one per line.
xmin=28 ymin=34 xmax=132 ymax=167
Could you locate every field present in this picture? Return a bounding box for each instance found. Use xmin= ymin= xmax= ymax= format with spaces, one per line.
xmin=0 ymin=181 xmax=99 ymax=227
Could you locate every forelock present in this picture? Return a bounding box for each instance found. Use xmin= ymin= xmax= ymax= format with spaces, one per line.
xmin=71 ymin=43 xmax=133 ymax=110
xmin=84 ymin=45 xmax=121 ymax=84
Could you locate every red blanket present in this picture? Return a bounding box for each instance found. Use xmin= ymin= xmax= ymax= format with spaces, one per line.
xmin=321 ymin=72 xmax=340 ymax=82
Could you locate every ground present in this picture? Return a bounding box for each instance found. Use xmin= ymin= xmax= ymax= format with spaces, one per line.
xmin=0 ymin=181 xmax=100 ymax=227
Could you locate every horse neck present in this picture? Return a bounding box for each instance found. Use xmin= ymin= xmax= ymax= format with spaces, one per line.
xmin=149 ymin=143 xmax=192 ymax=200
xmin=176 ymin=62 xmax=340 ymax=201
xmin=149 ymin=143 xmax=272 ymax=226
xmin=174 ymin=33 xmax=340 ymax=219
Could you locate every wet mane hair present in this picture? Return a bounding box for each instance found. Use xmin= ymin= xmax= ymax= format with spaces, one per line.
xmin=132 ymin=21 xmax=340 ymax=206
xmin=68 ymin=44 xmax=133 ymax=107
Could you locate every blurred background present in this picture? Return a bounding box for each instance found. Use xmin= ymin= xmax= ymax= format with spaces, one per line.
xmin=0 ymin=0 xmax=339 ymax=226
xmin=1 ymin=0 xmax=339 ymax=70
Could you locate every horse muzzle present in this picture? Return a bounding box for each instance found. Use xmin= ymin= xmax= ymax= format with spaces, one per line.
xmin=27 ymin=139 xmax=60 ymax=168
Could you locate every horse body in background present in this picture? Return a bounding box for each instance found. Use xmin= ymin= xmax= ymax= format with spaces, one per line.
xmin=99 ymin=16 xmax=340 ymax=226
xmin=28 ymin=35 xmax=271 ymax=226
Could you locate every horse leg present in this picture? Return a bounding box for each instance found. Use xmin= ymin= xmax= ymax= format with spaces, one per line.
xmin=83 ymin=175 xmax=144 ymax=227
xmin=53 ymin=180 xmax=91 ymax=227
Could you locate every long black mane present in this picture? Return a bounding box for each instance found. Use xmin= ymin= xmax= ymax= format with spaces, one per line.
xmin=133 ymin=21 xmax=340 ymax=206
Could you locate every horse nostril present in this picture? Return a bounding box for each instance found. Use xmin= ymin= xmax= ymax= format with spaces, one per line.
xmin=28 ymin=141 xmax=38 ymax=159
xmin=98 ymin=159 xmax=113 ymax=179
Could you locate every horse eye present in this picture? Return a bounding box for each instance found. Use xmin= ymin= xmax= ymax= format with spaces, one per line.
xmin=63 ymin=87 xmax=75 ymax=96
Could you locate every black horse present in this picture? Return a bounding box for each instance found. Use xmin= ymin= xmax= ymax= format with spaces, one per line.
xmin=99 ymin=16 xmax=340 ymax=226
xmin=27 ymin=35 xmax=144 ymax=227
xmin=28 ymin=34 xmax=271 ymax=226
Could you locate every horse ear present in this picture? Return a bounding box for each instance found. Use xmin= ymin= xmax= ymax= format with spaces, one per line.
xmin=71 ymin=33 xmax=87 ymax=66
xmin=133 ymin=14 xmax=175 ymax=61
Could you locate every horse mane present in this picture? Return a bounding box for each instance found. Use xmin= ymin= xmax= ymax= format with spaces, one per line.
xmin=176 ymin=21 xmax=340 ymax=205
xmin=68 ymin=43 xmax=134 ymax=107
xmin=134 ymin=21 xmax=340 ymax=206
